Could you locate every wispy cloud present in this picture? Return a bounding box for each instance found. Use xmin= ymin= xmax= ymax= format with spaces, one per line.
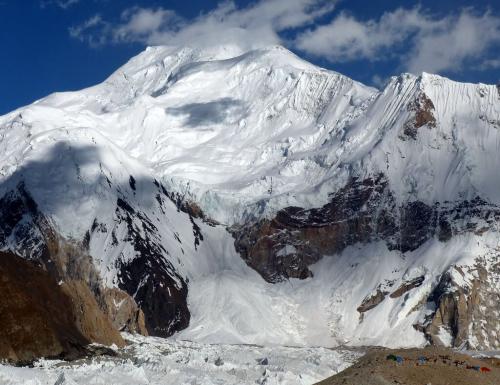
xmin=295 ymin=7 xmax=500 ymax=74
xmin=69 ymin=14 xmax=106 ymax=46
xmin=69 ymin=0 xmax=336 ymax=51
xmin=41 ymin=0 xmax=80 ymax=10
xmin=371 ymin=74 xmax=388 ymax=89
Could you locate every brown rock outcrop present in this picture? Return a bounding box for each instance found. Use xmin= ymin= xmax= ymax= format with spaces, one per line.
xmin=419 ymin=259 xmax=500 ymax=349
xmin=402 ymin=91 xmax=436 ymax=139
xmin=0 ymin=185 xmax=135 ymax=362
xmin=0 ymin=251 xmax=90 ymax=362
xmin=102 ymin=288 xmax=148 ymax=335
xmin=389 ymin=276 xmax=425 ymax=298
xmin=357 ymin=290 xmax=387 ymax=313
xmin=60 ymin=280 xmax=125 ymax=348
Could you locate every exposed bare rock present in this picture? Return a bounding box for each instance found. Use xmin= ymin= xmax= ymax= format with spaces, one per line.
xmin=402 ymin=91 xmax=436 ymax=139
xmin=389 ymin=276 xmax=425 ymax=298
xmin=232 ymin=173 xmax=500 ymax=348
xmin=102 ymin=288 xmax=148 ymax=335
xmin=357 ymin=290 xmax=387 ymax=313
xmin=0 ymin=251 xmax=89 ymax=362
xmin=116 ymin=251 xmax=190 ymax=337
xmin=232 ymin=175 xmax=500 ymax=286
xmin=155 ymin=179 xmax=219 ymax=226
xmin=479 ymin=114 xmax=500 ymax=128
xmin=418 ymin=257 xmax=500 ymax=349
xmin=60 ymin=280 xmax=124 ymax=348
xmin=0 ymin=185 xmax=127 ymax=360
xmin=232 ymin=175 xmax=395 ymax=282
xmin=232 ymin=175 xmax=437 ymax=282
xmin=0 ymin=181 xmax=191 ymax=341
xmin=109 ymin=194 xmax=191 ymax=337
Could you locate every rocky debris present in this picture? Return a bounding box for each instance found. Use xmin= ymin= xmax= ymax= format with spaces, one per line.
xmin=316 ymin=347 xmax=500 ymax=385
xmin=80 ymin=343 xmax=119 ymax=358
xmin=214 ymin=357 xmax=224 ymax=366
xmin=402 ymin=91 xmax=436 ymax=139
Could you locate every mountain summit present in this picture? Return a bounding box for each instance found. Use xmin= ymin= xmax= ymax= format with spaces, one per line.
xmin=0 ymin=45 xmax=499 ymax=360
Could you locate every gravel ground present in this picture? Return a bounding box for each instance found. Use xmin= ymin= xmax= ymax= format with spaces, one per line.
xmin=316 ymin=347 xmax=500 ymax=385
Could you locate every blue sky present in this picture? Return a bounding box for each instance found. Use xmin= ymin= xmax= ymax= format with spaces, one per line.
xmin=0 ymin=0 xmax=499 ymax=114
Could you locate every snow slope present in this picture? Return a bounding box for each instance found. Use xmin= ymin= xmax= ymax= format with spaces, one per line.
xmin=179 ymin=223 xmax=499 ymax=348
xmin=3 ymin=45 xmax=499 ymax=225
xmin=0 ymin=45 xmax=377 ymax=225
xmin=338 ymin=73 xmax=500 ymax=206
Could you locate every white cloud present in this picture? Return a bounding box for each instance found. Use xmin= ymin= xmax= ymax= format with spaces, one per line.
xmin=295 ymin=8 xmax=438 ymax=62
xmin=405 ymin=10 xmax=500 ymax=74
xmin=69 ymin=0 xmax=336 ymax=51
xmin=371 ymin=74 xmax=388 ymax=89
xmin=113 ymin=7 xmax=180 ymax=41
xmin=69 ymin=2 xmax=500 ymax=76
xmin=295 ymin=7 xmax=500 ymax=74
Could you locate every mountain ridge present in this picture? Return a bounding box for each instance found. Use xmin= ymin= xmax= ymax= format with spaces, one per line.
xmin=0 ymin=45 xmax=499 ymax=359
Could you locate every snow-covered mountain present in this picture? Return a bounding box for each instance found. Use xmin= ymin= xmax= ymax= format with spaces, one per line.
xmin=0 ymin=45 xmax=499 ymax=357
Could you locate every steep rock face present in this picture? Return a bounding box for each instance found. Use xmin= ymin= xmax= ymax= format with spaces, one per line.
xmin=357 ymin=290 xmax=387 ymax=313
xmin=402 ymin=91 xmax=436 ymax=140
xmin=88 ymin=185 xmax=193 ymax=337
xmin=102 ymin=288 xmax=147 ymax=335
xmin=0 ymin=179 xmax=196 ymax=340
xmin=232 ymin=175 xmax=393 ymax=282
xmin=233 ymin=175 xmax=500 ymax=283
xmin=0 ymin=251 xmax=91 ymax=362
xmin=115 ymin=246 xmax=190 ymax=337
xmin=419 ymin=257 xmax=500 ymax=349
xmin=0 ymin=185 xmax=127 ymax=357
